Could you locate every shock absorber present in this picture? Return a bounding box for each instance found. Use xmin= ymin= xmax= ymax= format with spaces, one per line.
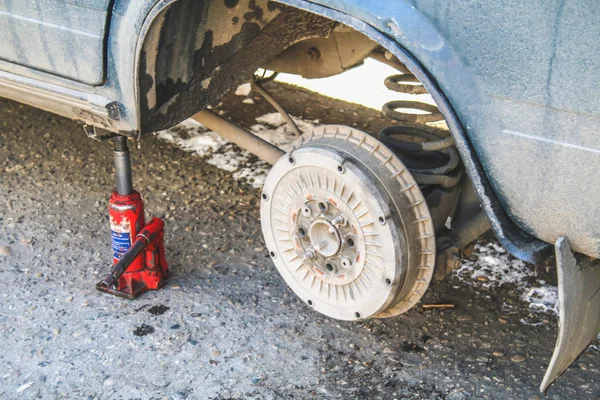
xmin=96 ymin=135 xmax=169 ymax=299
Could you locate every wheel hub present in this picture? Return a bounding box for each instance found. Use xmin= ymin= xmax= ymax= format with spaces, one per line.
xmin=290 ymin=188 xmax=365 ymax=286
xmin=308 ymin=219 xmax=341 ymax=258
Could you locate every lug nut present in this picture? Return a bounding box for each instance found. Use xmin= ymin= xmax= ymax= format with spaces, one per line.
xmin=303 ymin=248 xmax=315 ymax=260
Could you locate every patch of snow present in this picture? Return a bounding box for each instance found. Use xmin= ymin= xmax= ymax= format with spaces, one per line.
xmin=235 ymin=83 xmax=252 ymax=96
xmin=455 ymin=242 xmax=559 ymax=319
xmin=522 ymin=283 xmax=558 ymax=315
xmin=157 ymin=113 xmax=318 ymax=188
xmin=455 ymin=242 xmax=534 ymax=288
xmin=157 ymin=120 xmax=227 ymax=158
xmin=251 ymin=112 xmax=317 ymax=152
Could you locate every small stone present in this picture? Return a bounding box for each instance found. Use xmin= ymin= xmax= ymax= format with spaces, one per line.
xmin=103 ymin=379 xmax=114 ymax=386
xmin=0 ymin=245 xmax=12 ymax=256
xmin=492 ymin=351 xmax=504 ymax=357
xmin=220 ymin=242 xmax=231 ymax=252
xmin=21 ymin=238 xmax=33 ymax=245
xmin=511 ymin=354 xmax=526 ymax=363
xmin=476 ymin=276 xmax=489 ymax=282
xmin=211 ymin=348 xmax=221 ymax=358
xmin=235 ymin=83 xmax=251 ymax=96
xmin=251 ymin=376 xmax=262 ymax=384
xmin=498 ymin=317 xmax=508 ymax=324
xmin=383 ymin=347 xmax=394 ymax=354
xmin=17 ymin=382 xmax=33 ymax=393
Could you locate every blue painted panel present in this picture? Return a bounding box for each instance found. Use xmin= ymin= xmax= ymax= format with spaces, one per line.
xmin=0 ymin=0 xmax=112 ymax=84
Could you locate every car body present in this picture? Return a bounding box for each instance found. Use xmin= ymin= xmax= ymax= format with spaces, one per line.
xmin=1 ymin=0 xmax=599 ymax=392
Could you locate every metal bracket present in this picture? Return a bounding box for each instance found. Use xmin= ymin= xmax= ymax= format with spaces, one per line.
xmin=83 ymin=125 xmax=117 ymax=142
xmin=540 ymin=237 xmax=600 ymax=393
xmin=83 ymin=125 xmax=141 ymax=149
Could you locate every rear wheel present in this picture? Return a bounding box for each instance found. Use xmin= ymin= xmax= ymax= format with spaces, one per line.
xmin=260 ymin=125 xmax=435 ymax=320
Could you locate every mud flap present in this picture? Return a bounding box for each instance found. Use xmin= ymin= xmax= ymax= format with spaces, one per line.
xmin=540 ymin=237 xmax=600 ymax=393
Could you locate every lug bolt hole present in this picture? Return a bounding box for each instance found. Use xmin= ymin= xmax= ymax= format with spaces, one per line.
xmin=288 ymin=156 xmax=295 ymax=164
xmin=325 ymin=263 xmax=334 ymax=272
xmin=297 ymin=227 xmax=306 ymax=237
xmin=302 ymin=207 xmax=311 ymax=216
xmin=355 ymin=312 xmax=361 ymax=319
xmin=262 ymin=193 xmax=268 ymax=200
xmin=378 ymin=216 xmax=386 ymax=224
xmin=307 ymin=300 xmax=313 ymax=306
xmin=318 ymin=202 xmax=327 ymax=212
xmin=337 ymin=165 xmax=344 ymax=173
xmin=346 ymin=238 xmax=355 ymax=248
xmin=269 ymin=251 xmax=276 ymax=258
xmin=385 ymin=278 xmax=392 ymax=285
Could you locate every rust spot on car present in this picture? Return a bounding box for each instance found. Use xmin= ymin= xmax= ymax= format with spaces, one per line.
xmin=327 ymin=198 xmax=337 ymax=207
xmin=291 ymin=211 xmax=297 ymax=221
xmin=352 ymin=225 xmax=358 ymax=235
xmin=355 ymin=252 xmax=361 ymax=263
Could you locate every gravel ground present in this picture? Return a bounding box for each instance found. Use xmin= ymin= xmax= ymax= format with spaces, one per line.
xmin=1 ymin=85 xmax=599 ymax=399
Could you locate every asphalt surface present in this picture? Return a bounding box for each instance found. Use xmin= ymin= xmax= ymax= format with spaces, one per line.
xmin=1 ymin=88 xmax=599 ymax=399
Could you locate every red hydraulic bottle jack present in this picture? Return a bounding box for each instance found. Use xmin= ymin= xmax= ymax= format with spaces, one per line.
xmin=96 ymin=135 xmax=168 ymax=299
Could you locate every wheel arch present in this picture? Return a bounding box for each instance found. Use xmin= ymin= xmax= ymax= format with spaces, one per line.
xmin=134 ymin=0 xmax=335 ymax=134
xmin=273 ymin=0 xmax=553 ymax=264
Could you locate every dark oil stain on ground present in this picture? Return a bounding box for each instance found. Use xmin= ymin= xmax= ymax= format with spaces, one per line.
xmin=402 ymin=341 xmax=425 ymax=353
xmin=133 ymin=324 xmax=155 ymax=336
xmin=148 ymin=304 xmax=170 ymax=315
xmin=135 ymin=304 xmax=150 ymax=312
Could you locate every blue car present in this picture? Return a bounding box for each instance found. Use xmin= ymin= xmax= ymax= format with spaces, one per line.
xmin=1 ymin=0 xmax=598 ymax=392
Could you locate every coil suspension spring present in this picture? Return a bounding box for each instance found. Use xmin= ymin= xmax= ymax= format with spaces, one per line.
xmin=378 ymin=73 xmax=462 ymax=189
